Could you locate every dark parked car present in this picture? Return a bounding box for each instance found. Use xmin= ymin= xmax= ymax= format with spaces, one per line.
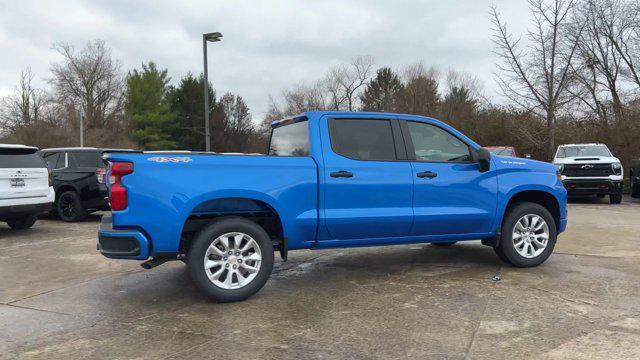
xmin=38 ymin=147 xmax=134 ymax=221
xmin=631 ymin=159 xmax=640 ymax=198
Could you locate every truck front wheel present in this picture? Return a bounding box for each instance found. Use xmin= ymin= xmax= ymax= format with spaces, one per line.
xmin=494 ymin=202 xmax=557 ymax=267
xmin=187 ymin=217 xmax=274 ymax=302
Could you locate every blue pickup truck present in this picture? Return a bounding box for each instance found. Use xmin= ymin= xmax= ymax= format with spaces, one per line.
xmin=98 ymin=111 xmax=567 ymax=302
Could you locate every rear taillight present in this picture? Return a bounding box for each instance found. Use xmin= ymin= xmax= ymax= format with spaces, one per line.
xmin=109 ymin=162 xmax=133 ymax=211
xmin=48 ymin=168 xmax=53 ymax=187
xmin=96 ymin=168 xmax=106 ymax=184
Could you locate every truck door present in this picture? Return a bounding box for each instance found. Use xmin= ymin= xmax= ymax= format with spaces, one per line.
xmin=320 ymin=117 xmax=414 ymax=240
xmin=400 ymin=120 xmax=498 ymax=236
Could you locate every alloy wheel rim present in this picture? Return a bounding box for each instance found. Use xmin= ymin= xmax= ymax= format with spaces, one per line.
xmin=512 ymin=214 xmax=549 ymax=259
xmin=60 ymin=195 xmax=76 ymax=218
xmin=203 ymin=232 xmax=262 ymax=289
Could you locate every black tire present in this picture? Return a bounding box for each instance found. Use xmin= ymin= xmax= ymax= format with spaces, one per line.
xmin=610 ymin=193 xmax=622 ymax=204
xmin=494 ymin=202 xmax=557 ymax=268
xmin=187 ymin=217 xmax=274 ymax=302
xmin=56 ymin=191 xmax=87 ymax=222
xmin=432 ymin=241 xmax=457 ymax=246
xmin=631 ymin=174 xmax=640 ymax=198
xmin=6 ymin=213 xmax=38 ymax=230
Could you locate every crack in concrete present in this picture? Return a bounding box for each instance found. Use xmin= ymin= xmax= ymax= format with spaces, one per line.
xmin=6 ymin=268 xmax=144 ymax=305
xmin=529 ymin=286 xmax=599 ymax=307
xmin=554 ymin=251 xmax=637 ymax=259
xmin=0 ymin=303 xmax=71 ymax=316
xmin=464 ymin=263 xmax=503 ymax=359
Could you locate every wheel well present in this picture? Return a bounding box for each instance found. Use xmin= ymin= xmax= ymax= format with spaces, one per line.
xmin=505 ymin=190 xmax=561 ymax=230
xmin=54 ymin=185 xmax=76 ymax=202
xmin=179 ymin=198 xmax=284 ymax=254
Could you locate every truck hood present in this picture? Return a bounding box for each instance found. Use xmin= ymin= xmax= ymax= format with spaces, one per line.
xmin=553 ymin=156 xmax=620 ymax=165
xmin=492 ymin=155 xmax=556 ymax=173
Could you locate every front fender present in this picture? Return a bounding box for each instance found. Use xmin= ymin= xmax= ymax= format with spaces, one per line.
xmin=493 ymin=169 xmax=567 ymax=232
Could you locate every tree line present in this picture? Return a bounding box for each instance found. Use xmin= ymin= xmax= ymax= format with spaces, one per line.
xmin=0 ymin=40 xmax=265 ymax=153
xmin=2 ymin=0 xmax=640 ymax=168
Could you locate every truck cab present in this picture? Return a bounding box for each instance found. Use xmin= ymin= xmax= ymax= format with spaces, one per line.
xmin=98 ymin=111 xmax=567 ymax=302
xmin=553 ymin=143 xmax=623 ymax=204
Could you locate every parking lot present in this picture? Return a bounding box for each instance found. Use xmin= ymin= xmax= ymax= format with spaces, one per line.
xmin=1 ymin=198 xmax=639 ymax=359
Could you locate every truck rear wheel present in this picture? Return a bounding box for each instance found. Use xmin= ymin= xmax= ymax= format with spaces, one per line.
xmin=187 ymin=217 xmax=274 ymax=302
xmin=6 ymin=214 xmax=38 ymax=230
xmin=57 ymin=191 xmax=87 ymax=222
xmin=494 ymin=202 xmax=557 ymax=267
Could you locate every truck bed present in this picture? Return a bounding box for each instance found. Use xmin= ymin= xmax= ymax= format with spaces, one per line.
xmin=105 ymin=153 xmax=319 ymax=254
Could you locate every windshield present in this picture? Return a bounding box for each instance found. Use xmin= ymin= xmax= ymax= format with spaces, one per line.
xmin=268 ymin=121 xmax=310 ymax=156
xmin=556 ymin=145 xmax=611 ymax=158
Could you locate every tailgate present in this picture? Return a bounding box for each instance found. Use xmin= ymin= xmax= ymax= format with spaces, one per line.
xmin=0 ymin=168 xmax=50 ymax=200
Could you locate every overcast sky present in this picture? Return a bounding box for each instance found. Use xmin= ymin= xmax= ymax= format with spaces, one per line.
xmin=0 ymin=0 xmax=531 ymax=122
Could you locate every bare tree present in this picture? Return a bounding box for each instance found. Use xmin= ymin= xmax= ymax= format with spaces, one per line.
xmin=491 ymin=0 xmax=583 ymax=156
xmin=324 ymin=55 xmax=374 ymax=110
xmin=49 ymin=40 xmax=124 ymax=129
xmin=592 ymin=0 xmax=640 ymax=88
xmin=444 ymin=69 xmax=488 ymax=106
xmin=219 ymin=93 xmax=253 ymax=134
xmin=0 ymin=68 xmax=48 ymax=134
xmin=571 ymin=0 xmax=632 ymax=125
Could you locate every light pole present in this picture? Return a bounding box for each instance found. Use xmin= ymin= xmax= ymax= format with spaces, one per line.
xmin=203 ymin=32 xmax=223 ymax=152
xmin=79 ymin=107 xmax=85 ymax=147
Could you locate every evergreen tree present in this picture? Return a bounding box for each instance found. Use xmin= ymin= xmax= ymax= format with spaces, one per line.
xmin=125 ymin=62 xmax=176 ymax=150
xmin=360 ymin=67 xmax=403 ymax=112
xmin=397 ymin=74 xmax=440 ymax=117
xmin=440 ymin=85 xmax=479 ymax=134
xmin=167 ymin=74 xmax=215 ymax=150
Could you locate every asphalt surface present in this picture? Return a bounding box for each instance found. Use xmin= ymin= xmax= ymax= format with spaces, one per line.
xmin=1 ymin=196 xmax=640 ymax=359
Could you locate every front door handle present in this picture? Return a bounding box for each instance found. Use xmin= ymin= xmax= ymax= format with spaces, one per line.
xmin=330 ymin=171 xmax=353 ymax=178
xmin=417 ymin=171 xmax=437 ymax=178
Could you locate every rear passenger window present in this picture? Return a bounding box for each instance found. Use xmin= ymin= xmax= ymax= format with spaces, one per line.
xmin=72 ymin=152 xmax=99 ymax=168
xmin=330 ymin=119 xmax=397 ymax=161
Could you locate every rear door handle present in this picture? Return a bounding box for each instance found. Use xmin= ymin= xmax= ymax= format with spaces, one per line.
xmin=330 ymin=171 xmax=353 ymax=178
xmin=417 ymin=171 xmax=437 ymax=178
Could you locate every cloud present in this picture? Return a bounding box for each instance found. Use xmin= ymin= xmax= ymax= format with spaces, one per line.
xmin=0 ymin=0 xmax=530 ymax=120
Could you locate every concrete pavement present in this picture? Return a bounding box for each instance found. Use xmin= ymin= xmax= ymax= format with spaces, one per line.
xmin=1 ymin=197 xmax=640 ymax=359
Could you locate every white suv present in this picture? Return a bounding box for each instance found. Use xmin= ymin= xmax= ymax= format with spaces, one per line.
xmin=0 ymin=144 xmax=55 ymax=229
xmin=553 ymin=143 xmax=623 ymax=204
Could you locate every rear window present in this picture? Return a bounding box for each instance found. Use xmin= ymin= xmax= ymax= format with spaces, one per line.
xmin=268 ymin=121 xmax=310 ymax=156
xmin=71 ymin=152 xmax=100 ymax=168
xmin=0 ymin=149 xmax=46 ymax=169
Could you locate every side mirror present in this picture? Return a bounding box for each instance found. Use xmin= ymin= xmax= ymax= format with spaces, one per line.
xmin=475 ymin=148 xmax=491 ymax=173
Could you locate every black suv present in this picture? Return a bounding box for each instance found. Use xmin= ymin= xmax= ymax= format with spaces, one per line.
xmin=38 ymin=147 xmax=134 ymax=221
